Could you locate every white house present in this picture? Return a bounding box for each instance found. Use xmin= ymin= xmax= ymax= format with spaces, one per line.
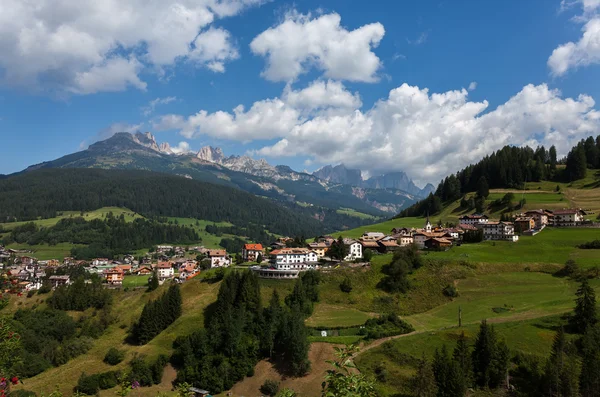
xmin=552 ymin=209 xmax=586 ymax=226
xmin=156 ymin=262 xmax=175 ymax=280
xmin=479 ymin=221 xmax=519 ymax=242
xmin=269 ymin=248 xmax=318 ymax=268
xmin=209 ymin=250 xmax=231 ymax=268
xmin=458 ymin=214 xmax=489 ymax=226
xmin=398 ymin=235 xmax=414 ymax=247
xmin=92 ymin=258 xmax=109 ymax=266
xmin=361 ymin=232 xmax=385 ymax=241
xmin=343 ymin=238 xmax=363 ymax=261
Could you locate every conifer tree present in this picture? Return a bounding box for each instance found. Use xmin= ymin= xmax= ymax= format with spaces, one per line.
xmin=453 ymin=332 xmax=472 ymax=388
xmin=472 ymin=320 xmax=509 ymax=389
xmin=477 ymin=176 xmax=489 ymax=199
xmin=570 ymin=278 xmax=597 ymax=334
xmin=411 ymin=354 xmax=438 ymax=397
xmin=580 ymin=325 xmax=600 ymax=397
xmin=148 ymin=270 xmax=159 ymax=292
xmin=544 ymin=327 xmax=579 ymax=397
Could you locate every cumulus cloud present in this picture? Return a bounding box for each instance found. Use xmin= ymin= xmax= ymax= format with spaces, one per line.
xmin=170 ymin=141 xmax=192 ymax=154
xmin=250 ymin=11 xmax=385 ymax=82
xmin=548 ymin=18 xmax=600 ymax=75
xmin=142 ymin=96 xmax=178 ymax=117
xmin=156 ymin=80 xmax=600 ymax=184
xmin=0 ymin=0 xmax=263 ymax=94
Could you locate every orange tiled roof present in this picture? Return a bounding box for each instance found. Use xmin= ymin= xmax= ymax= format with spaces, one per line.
xmin=244 ymin=243 xmax=263 ymax=251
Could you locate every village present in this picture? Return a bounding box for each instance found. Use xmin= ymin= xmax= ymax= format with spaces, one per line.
xmin=0 ymin=207 xmax=592 ymax=294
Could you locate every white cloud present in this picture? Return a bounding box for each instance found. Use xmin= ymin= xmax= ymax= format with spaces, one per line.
xmin=190 ymin=27 xmax=240 ymax=72
xmin=170 ymin=141 xmax=192 ymax=154
xmin=0 ymin=0 xmax=263 ymax=94
xmin=468 ymin=81 xmax=478 ymax=91
xmin=142 ymin=96 xmax=178 ymax=117
xmin=548 ymin=18 xmax=600 ymax=75
xmin=156 ymin=80 xmax=600 ymax=184
xmin=250 ymin=11 xmax=385 ymax=82
xmin=407 ymin=31 xmax=429 ymax=46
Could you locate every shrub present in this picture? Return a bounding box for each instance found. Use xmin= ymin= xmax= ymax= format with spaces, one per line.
xmin=103 ymin=347 xmax=125 ymax=366
xmin=339 ymin=276 xmax=353 ymax=293
xmin=9 ymin=390 xmax=37 ymax=397
xmin=75 ymin=371 xmax=120 ymax=394
xmin=578 ymin=240 xmax=600 ymax=249
xmin=554 ymin=259 xmax=580 ymax=279
xmin=443 ymin=284 xmax=459 ymax=298
xmin=260 ymin=380 xmax=280 ymax=397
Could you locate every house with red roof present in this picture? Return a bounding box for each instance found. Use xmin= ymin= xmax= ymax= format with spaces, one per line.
xmin=242 ymin=243 xmax=264 ymax=262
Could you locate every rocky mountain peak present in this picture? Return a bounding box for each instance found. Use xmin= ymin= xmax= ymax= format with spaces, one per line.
xmin=133 ymin=132 xmax=160 ymax=152
xmin=196 ymin=146 xmax=225 ymax=163
xmin=159 ymin=142 xmax=173 ymax=155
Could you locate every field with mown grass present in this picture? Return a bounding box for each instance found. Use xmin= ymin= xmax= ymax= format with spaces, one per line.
xmin=336 ymin=208 xmax=379 ymax=220
xmin=355 ymin=315 xmax=567 ymax=396
xmin=122 ymin=275 xmax=151 ymax=288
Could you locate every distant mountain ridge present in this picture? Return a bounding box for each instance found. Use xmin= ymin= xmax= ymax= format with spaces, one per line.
xmin=21 ymin=132 xmax=423 ymax=217
xmin=312 ymin=164 xmax=435 ymax=197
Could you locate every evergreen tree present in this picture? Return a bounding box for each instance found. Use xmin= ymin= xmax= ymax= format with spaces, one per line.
xmin=329 ymin=236 xmax=348 ymax=261
xmin=570 ymin=278 xmax=597 ymax=334
xmin=566 ymin=144 xmax=588 ymax=181
xmin=584 ymin=136 xmax=600 ymax=168
xmin=477 ymin=176 xmax=489 ymax=199
xmin=262 ymin=290 xmax=282 ymax=358
xmin=453 ymin=332 xmax=472 ymax=388
xmin=432 ymin=345 xmax=465 ymax=397
xmin=411 ymin=354 xmax=438 ymax=397
xmin=580 ymin=325 xmax=600 ymax=397
xmin=543 ymin=327 xmax=580 ymax=397
xmin=471 ymin=320 xmax=509 ymax=389
xmin=549 ymin=145 xmax=558 ymax=178
xmin=280 ymin=308 xmax=311 ymax=376
xmin=147 ymin=270 xmax=159 ymax=292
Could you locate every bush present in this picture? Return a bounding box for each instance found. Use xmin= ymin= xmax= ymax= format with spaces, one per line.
xmin=9 ymin=390 xmax=37 ymax=397
xmin=364 ymin=313 xmax=414 ymax=340
xmin=103 ymin=347 xmax=125 ymax=366
xmin=260 ymin=380 xmax=280 ymax=397
xmin=27 ymin=290 xmax=36 ymax=298
xmin=578 ymin=240 xmax=600 ymax=249
xmin=554 ymin=259 xmax=580 ymax=279
xmin=75 ymin=371 xmax=120 ymax=394
xmin=339 ymin=276 xmax=353 ymax=293
xmin=443 ymin=284 xmax=459 ymax=298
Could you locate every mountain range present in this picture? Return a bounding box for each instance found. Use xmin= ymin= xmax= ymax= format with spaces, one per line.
xmin=21 ymin=132 xmax=431 ymax=217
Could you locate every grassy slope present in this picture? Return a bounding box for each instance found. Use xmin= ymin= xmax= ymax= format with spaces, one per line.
xmin=336 ymin=208 xmax=378 ymax=220
xmin=338 ymin=168 xmax=600 ymax=239
xmin=11 ymin=279 xmax=221 ymax=396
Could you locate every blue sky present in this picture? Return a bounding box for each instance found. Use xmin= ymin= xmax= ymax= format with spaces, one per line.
xmin=1 ymin=0 xmax=600 ymax=185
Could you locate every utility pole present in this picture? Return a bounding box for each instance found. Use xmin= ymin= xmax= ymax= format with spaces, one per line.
xmin=458 ymin=305 xmax=462 ymax=327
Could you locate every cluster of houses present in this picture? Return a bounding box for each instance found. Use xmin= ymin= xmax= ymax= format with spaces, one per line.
xmin=0 ymin=245 xmax=235 ymax=293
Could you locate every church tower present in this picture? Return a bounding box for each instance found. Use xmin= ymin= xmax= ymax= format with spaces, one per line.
xmin=425 ymin=213 xmax=432 ymax=233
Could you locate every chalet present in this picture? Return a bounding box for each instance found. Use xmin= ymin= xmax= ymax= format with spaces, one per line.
xmin=424 ymin=237 xmax=453 ymax=250
xmin=397 ymin=235 xmax=414 ymax=247
xmin=361 ymin=232 xmax=385 ymax=241
xmin=343 ymin=238 xmax=363 ymax=260
xmin=104 ymin=267 xmax=124 ymax=285
xmin=208 ymin=250 xmax=231 ymax=268
xmin=20 ymin=256 xmax=36 ymax=266
xmin=552 ymin=209 xmax=586 ymax=226
xmin=156 ymin=245 xmax=173 ymax=253
xmin=377 ymin=238 xmax=400 ymax=253
xmin=413 ymin=232 xmax=448 ymax=249
xmin=242 ymin=243 xmax=264 ymax=262
xmin=480 ymin=221 xmax=519 ymax=242
xmin=514 ymin=217 xmax=535 ymax=233
xmin=135 ymin=266 xmax=153 ymax=275
xmin=116 ymin=264 xmax=132 ymax=274
xmin=459 ymin=214 xmax=489 ymax=226
xmin=270 ymin=248 xmax=318 ymax=267
xmin=391 ymin=227 xmax=413 ymax=236
xmin=458 ymin=224 xmax=479 ymax=232
xmin=524 ymin=209 xmax=549 ymax=228
xmin=48 ymin=275 xmax=71 ymax=289
xmin=444 ymin=229 xmax=462 ymax=240
xmin=359 ymin=239 xmax=380 ymax=251
xmin=156 ymin=262 xmax=175 ymax=279
xmin=307 ymin=242 xmax=330 ymax=258
xmin=91 ymin=258 xmax=109 ymax=266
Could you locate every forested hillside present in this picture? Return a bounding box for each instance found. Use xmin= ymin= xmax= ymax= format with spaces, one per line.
xmin=398 ymin=135 xmax=600 ymax=217
xmin=0 ymin=169 xmax=330 ymax=237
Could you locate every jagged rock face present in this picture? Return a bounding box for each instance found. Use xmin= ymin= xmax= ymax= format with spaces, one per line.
xmin=133 ymin=132 xmax=160 ymax=152
xmin=313 ymin=164 xmax=363 ymax=186
xmin=159 ymin=142 xmax=173 ymax=155
xmin=196 ymin=146 xmax=225 ymax=163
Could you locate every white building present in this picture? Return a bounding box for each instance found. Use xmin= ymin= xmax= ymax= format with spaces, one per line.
xmin=398 ymin=235 xmax=414 ymax=247
xmin=209 ymin=250 xmax=231 ymax=268
xmin=458 ymin=214 xmax=489 ymax=226
xmin=343 ymin=239 xmax=363 ymax=261
xmin=270 ymin=248 xmax=318 ymax=268
xmin=361 ymin=232 xmax=385 ymax=241
xmin=156 ymin=262 xmax=175 ymax=280
xmin=479 ymin=221 xmax=519 ymax=242
xmin=552 ymin=209 xmax=586 ymax=226
xmin=91 ymin=258 xmax=109 ymax=266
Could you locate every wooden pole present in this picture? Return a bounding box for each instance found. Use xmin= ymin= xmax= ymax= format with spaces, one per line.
xmin=458 ymin=305 xmax=462 ymax=327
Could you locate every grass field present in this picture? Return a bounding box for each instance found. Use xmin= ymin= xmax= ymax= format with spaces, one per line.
xmin=5 ymin=242 xmax=85 ymax=260
xmin=122 ymin=275 xmax=151 ymax=288
xmin=425 ymin=228 xmax=600 ymax=268
xmin=306 ymin=304 xmax=375 ymax=328
xmin=355 ymin=315 xmax=565 ymax=396
xmin=0 ymin=207 xmax=142 ymax=231
xmin=166 ymin=217 xmax=234 ymax=249
xmin=336 ymin=208 xmax=379 ymax=220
